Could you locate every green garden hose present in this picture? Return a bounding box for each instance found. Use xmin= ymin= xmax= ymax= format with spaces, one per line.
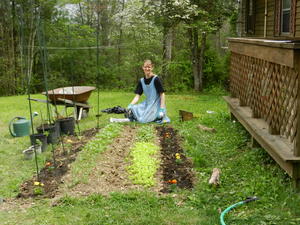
xmin=220 ymin=196 xmax=259 ymax=225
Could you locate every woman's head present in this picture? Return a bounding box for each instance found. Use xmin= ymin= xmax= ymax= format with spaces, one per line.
xmin=142 ymin=59 xmax=154 ymax=77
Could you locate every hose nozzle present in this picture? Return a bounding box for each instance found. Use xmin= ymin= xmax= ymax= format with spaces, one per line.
xmin=244 ymin=196 xmax=259 ymax=203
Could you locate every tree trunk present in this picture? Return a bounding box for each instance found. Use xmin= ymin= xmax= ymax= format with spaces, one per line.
xmin=189 ymin=28 xmax=206 ymax=92
xmin=25 ymin=4 xmax=37 ymax=90
xmin=78 ymin=2 xmax=85 ymax=25
xmin=100 ymin=0 xmax=110 ymax=47
xmin=198 ymin=31 xmax=206 ymax=92
xmin=117 ymin=0 xmax=125 ymax=75
xmin=189 ymin=27 xmax=200 ymax=91
xmin=162 ymin=25 xmax=173 ymax=81
xmin=11 ymin=0 xmax=17 ymax=95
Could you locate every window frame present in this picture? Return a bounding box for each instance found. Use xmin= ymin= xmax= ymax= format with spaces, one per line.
xmin=245 ymin=0 xmax=255 ymax=34
xmin=275 ymin=0 xmax=296 ymax=37
xmin=281 ymin=0 xmax=291 ymax=34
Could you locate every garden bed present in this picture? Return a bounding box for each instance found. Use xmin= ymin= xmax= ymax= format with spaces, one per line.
xmin=157 ymin=126 xmax=194 ymax=193
xmin=17 ymin=128 xmax=98 ymax=198
xmin=16 ymin=125 xmax=194 ymax=199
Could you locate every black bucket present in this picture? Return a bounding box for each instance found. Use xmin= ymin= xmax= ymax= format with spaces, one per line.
xmin=30 ymin=133 xmax=48 ymax=152
xmin=57 ymin=117 xmax=75 ymax=135
xmin=37 ymin=121 xmax=60 ymax=144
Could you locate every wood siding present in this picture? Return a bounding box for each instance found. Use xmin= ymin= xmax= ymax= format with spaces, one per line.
xmin=255 ymin=0 xmax=267 ymax=36
xmin=241 ymin=0 xmax=300 ymax=39
xmin=295 ymin=0 xmax=300 ymax=36
xmin=267 ymin=0 xmax=275 ymax=36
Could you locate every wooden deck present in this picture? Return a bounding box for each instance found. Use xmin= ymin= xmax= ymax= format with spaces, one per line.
xmin=224 ymin=96 xmax=300 ymax=186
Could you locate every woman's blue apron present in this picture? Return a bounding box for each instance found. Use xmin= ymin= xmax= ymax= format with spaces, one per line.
xmin=131 ymin=75 xmax=170 ymax=123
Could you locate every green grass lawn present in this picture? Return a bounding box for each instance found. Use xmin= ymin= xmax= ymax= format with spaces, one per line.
xmin=0 ymin=90 xmax=300 ymax=224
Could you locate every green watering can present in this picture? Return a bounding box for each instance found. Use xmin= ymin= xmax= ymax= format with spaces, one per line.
xmin=9 ymin=113 xmax=38 ymax=137
xmin=9 ymin=117 xmax=31 ymax=137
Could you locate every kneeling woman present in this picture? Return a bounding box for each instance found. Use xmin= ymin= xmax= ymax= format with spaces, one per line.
xmin=127 ymin=60 xmax=170 ymax=123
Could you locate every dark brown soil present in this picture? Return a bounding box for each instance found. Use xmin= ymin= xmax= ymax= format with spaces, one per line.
xmin=17 ymin=128 xmax=98 ymax=199
xmin=156 ymin=126 xmax=194 ymax=193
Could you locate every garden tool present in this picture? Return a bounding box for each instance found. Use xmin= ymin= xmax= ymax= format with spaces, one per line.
xmin=9 ymin=112 xmax=38 ymax=137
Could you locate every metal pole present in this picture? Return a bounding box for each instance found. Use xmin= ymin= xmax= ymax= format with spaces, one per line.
xmin=96 ymin=0 xmax=101 ymax=129
xmin=20 ymin=2 xmax=39 ymax=181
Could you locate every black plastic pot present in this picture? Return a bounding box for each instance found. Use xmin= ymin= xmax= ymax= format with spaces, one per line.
xmin=30 ymin=133 xmax=48 ymax=152
xmin=37 ymin=121 xmax=60 ymax=144
xmin=57 ymin=117 xmax=75 ymax=135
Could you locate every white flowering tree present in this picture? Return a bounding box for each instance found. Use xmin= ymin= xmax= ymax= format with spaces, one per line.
xmin=143 ymin=0 xmax=236 ymax=91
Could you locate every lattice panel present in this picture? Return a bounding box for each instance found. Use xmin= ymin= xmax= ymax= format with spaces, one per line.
xmin=230 ymin=52 xmax=299 ymax=147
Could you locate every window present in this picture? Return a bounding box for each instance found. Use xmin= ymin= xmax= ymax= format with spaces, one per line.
xmin=246 ymin=0 xmax=255 ymax=34
xmin=275 ymin=0 xmax=295 ymax=36
xmin=282 ymin=0 xmax=291 ymax=33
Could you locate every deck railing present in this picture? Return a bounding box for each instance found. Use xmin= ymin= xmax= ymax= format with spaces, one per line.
xmin=230 ymin=52 xmax=298 ymax=148
xmin=228 ymin=38 xmax=300 ymax=160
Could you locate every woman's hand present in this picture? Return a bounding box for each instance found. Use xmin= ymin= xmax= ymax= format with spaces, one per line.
xmin=157 ymin=108 xmax=166 ymax=119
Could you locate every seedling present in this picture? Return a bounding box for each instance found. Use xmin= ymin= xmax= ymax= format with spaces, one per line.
xmin=175 ymin=158 xmax=183 ymax=164
xmin=175 ymin=153 xmax=183 ymax=164
xmin=166 ymin=179 xmax=178 ymax=192
xmin=33 ymin=187 xmax=44 ymax=196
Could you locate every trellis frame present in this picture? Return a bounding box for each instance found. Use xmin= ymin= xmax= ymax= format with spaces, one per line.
xmin=225 ymin=38 xmax=300 ymax=188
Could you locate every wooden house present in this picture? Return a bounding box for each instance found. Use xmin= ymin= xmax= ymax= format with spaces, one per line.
xmin=224 ymin=0 xmax=300 ymax=187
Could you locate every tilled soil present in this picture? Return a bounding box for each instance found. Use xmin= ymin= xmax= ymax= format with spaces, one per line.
xmin=15 ymin=125 xmax=194 ymax=200
xmin=157 ymin=126 xmax=194 ymax=193
xmin=59 ymin=125 xmax=144 ymax=196
xmin=17 ymin=128 xmax=98 ymax=199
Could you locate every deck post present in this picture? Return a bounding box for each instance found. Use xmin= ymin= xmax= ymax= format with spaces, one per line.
xmin=251 ymin=109 xmax=260 ymax=119
xmin=294 ymin=51 xmax=300 ymax=157
xmin=268 ymin=126 xmax=280 ymax=135
xmin=250 ymin=136 xmax=260 ymax=148
xmin=230 ymin=112 xmax=237 ymax=121
xmin=295 ymin=91 xmax=300 ymax=156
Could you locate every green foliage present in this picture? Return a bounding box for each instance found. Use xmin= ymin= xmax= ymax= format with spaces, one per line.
xmin=127 ymin=141 xmax=160 ymax=187
xmin=33 ymin=187 xmax=44 ymax=196
xmin=166 ymin=61 xmax=193 ymax=92
xmin=127 ymin=124 xmax=160 ymax=187
xmin=203 ymin=41 xmax=230 ymax=89
xmin=203 ymin=85 xmax=228 ymax=96
xmin=174 ymin=103 xmax=300 ymax=224
xmin=0 ymin=0 xmax=235 ymax=95
xmin=229 ymin=9 xmax=239 ymax=36
xmin=135 ymin=125 xmax=155 ymax=142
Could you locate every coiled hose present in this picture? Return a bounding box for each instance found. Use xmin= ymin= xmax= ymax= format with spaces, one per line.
xmin=220 ymin=196 xmax=259 ymax=225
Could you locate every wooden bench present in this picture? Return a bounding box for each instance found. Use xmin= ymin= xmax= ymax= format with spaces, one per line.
xmin=223 ymin=96 xmax=300 ymax=187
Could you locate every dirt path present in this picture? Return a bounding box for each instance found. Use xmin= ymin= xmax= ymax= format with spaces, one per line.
xmin=57 ymin=125 xmax=163 ymax=197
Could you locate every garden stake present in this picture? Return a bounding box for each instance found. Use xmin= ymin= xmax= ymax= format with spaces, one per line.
xmin=36 ymin=10 xmax=57 ymax=167
xmin=96 ymin=0 xmax=101 ymax=130
xmin=68 ymin=25 xmax=81 ymax=136
xmin=220 ymin=196 xmax=259 ymax=225
xmin=39 ymin=110 xmax=45 ymax=132
xmin=20 ymin=5 xmax=39 ymax=181
xmin=36 ymin=11 xmax=52 ymax=124
xmin=37 ymin=9 xmax=71 ymax=164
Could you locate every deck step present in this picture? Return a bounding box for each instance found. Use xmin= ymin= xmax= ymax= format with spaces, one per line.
xmin=223 ymin=96 xmax=300 ymax=177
